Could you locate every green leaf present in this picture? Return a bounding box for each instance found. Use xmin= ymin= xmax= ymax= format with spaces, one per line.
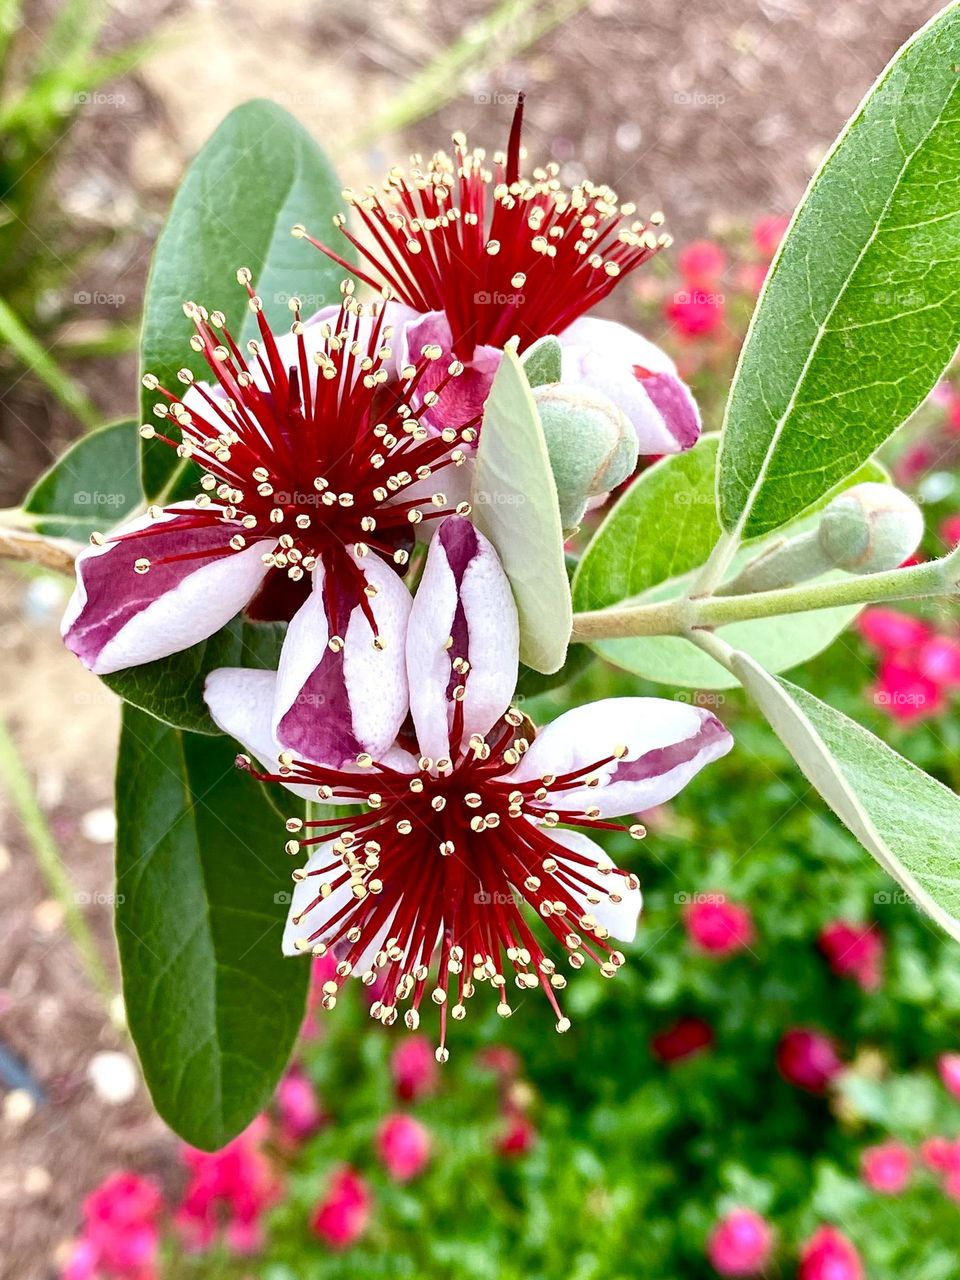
xmin=718 ymin=4 xmax=960 ymax=538
xmin=23 ymin=419 xmax=142 ymax=541
xmin=572 ymin=435 xmax=886 ymax=688
xmin=471 ymin=344 xmax=572 ymax=674
xmin=102 ymin=618 xmax=286 ymax=735
xmin=139 ymin=99 xmax=345 ymax=502
xmin=732 ymin=651 xmax=960 ymax=943
xmin=521 ymin=335 xmax=562 ymax=388
xmin=115 ymin=706 xmax=308 ymax=1150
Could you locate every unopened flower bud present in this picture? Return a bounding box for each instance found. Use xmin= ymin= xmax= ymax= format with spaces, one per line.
xmin=532 ymin=384 xmax=639 ymax=529
xmin=818 ymin=482 xmax=923 ymax=574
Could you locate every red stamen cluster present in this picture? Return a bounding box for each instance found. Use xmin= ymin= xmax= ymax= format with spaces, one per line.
xmin=248 ymin=706 xmax=644 ymax=1054
xmin=130 ymin=277 xmax=478 ymax=627
xmin=297 ymin=98 xmax=670 ymax=361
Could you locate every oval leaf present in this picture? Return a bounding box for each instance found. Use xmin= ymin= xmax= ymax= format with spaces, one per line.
xmin=718 ymin=4 xmax=960 ymax=538
xmin=471 ymin=344 xmax=572 ymax=673
xmin=116 ymin=707 xmax=308 ymax=1149
xmin=24 ymin=420 xmax=142 ymax=541
xmin=732 ymin=651 xmax=960 ymax=943
xmin=573 ymin=436 xmax=886 ymax=688
xmin=139 ymin=99 xmax=345 ymax=501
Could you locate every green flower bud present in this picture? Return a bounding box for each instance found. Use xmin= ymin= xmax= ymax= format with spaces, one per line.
xmin=817 ymin=482 xmax=923 ymax=573
xmin=533 ymin=385 xmax=639 ymax=529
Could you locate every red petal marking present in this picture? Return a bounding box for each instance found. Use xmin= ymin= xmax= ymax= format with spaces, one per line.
xmin=138 ymin=283 xmax=479 ymax=624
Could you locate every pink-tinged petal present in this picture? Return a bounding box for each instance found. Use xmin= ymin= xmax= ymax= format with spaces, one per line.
xmin=406 ymin=516 xmax=519 ymax=761
xmin=273 ymin=557 xmax=411 ymax=766
xmin=62 ymin=504 xmax=272 ymax=674
xmin=509 ymin=697 xmax=732 ymax=818
xmin=399 ymin=310 xmax=501 ymax=429
xmin=558 ymin=316 xmax=701 ymax=454
xmin=545 ymin=828 xmax=642 ymax=942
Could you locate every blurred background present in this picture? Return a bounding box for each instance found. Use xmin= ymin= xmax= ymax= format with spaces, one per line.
xmin=2 ymin=1 xmax=960 ymax=1277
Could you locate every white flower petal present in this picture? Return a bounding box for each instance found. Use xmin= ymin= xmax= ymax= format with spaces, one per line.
xmin=509 ymin=697 xmax=733 ymax=817
xmin=559 ymin=316 xmax=701 ymax=455
xmin=62 ymin=504 xmax=271 ymax=674
xmin=545 ymin=828 xmax=642 ymax=942
xmin=406 ymin=516 xmax=518 ymax=760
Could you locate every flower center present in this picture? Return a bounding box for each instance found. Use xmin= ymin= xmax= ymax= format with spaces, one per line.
xmin=132 ymin=278 xmax=478 ymax=624
xmin=245 ymin=710 xmax=644 ymax=1054
xmin=298 ymin=97 xmax=670 ymax=361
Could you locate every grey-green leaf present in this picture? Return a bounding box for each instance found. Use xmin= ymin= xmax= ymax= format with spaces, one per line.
xmin=718 ymin=3 xmax=960 ymax=538
xmin=115 ymin=707 xmax=308 ymax=1150
xmin=139 ymin=99 xmax=345 ymax=501
xmin=471 ymin=344 xmax=572 ymax=673
xmin=24 ymin=420 xmax=142 ymax=541
xmin=572 ymin=435 xmax=886 ymax=688
xmin=732 ymin=651 xmax=960 ymax=943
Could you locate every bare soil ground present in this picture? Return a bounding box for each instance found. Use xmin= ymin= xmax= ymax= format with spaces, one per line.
xmin=0 ymin=0 xmax=946 ymax=1274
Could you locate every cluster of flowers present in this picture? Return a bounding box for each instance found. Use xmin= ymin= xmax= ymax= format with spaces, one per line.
xmin=647 ymin=900 xmax=883 ymax=1072
xmin=61 ymin=101 xmax=734 ymax=1045
xmin=705 ymin=1049 xmax=960 ymax=1278
xmin=858 ymin=607 xmax=960 ymax=725
xmin=61 ymin=959 xmax=547 ymax=1274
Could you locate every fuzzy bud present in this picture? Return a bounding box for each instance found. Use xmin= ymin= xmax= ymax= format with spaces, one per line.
xmin=532 ymin=384 xmax=639 ymax=529
xmin=817 ymin=482 xmax=923 ymax=574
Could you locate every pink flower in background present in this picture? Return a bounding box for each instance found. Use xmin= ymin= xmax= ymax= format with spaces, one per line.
xmin=61 ymin=1171 xmax=162 ymax=1280
xmin=706 ymin=1207 xmax=774 ymax=1277
xmin=684 ymin=895 xmax=755 ymax=957
xmin=860 ymin=1141 xmax=912 ymax=1194
xmin=479 ymin=1045 xmax=522 ymax=1081
xmin=817 ymin=921 xmax=884 ymax=991
xmin=678 ymin=239 xmax=727 ymax=285
xmin=857 ymin=608 xmax=931 ymax=654
xmin=275 ymin=1067 xmax=324 ymax=1145
xmin=920 ymin=1135 xmax=960 ymax=1174
xmin=664 ymin=289 xmax=726 ymax=340
xmin=937 ymin=1053 xmax=960 ymax=1099
xmin=376 ymin=1114 xmax=432 ymax=1182
xmin=390 ymin=1036 xmax=439 ymax=1102
xmin=309 ymin=1167 xmax=371 ymax=1249
xmin=651 ymin=1016 xmax=715 ymax=1064
xmin=175 ymin=1120 xmax=280 ymax=1256
xmin=776 ymin=1029 xmax=842 ymax=1094
xmin=940 ymin=514 xmax=960 ymax=548
xmin=917 ymin=635 xmax=960 ymax=687
xmin=751 ymin=214 xmax=790 ymax=259
xmin=497 ymin=1112 xmax=538 ymax=1158
xmin=874 ymin=657 xmax=944 ymax=723
xmin=797 ymin=1226 xmax=864 ymax=1280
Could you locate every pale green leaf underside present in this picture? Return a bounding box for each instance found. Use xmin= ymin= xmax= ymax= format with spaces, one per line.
xmin=24 ymin=419 xmax=142 ymax=541
xmin=573 ymin=435 xmax=885 ymax=688
xmin=471 ymin=346 xmax=572 ymax=674
xmin=719 ymin=3 xmax=960 ymax=538
xmin=733 ymin=652 xmax=960 ymax=943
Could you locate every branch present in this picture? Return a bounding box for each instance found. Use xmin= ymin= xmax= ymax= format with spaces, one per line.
xmin=0 ymin=528 xmax=79 ymax=575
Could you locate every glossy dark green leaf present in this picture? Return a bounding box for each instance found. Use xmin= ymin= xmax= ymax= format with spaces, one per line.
xmin=115 ymin=706 xmax=308 ymax=1150
xmin=718 ymin=4 xmax=960 ymax=538
xmin=103 ymin=618 xmax=286 ymax=735
xmin=139 ymin=99 xmax=346 ymax=501
xmin=23 ymin=420 xmax=142 ymax=541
